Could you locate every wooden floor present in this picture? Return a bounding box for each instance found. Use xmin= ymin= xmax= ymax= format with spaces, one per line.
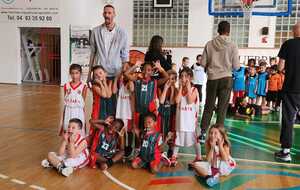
xmin=1 ymin=84 xmax=300 ymax=190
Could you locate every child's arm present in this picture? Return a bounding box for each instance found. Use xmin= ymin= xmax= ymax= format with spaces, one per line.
xmin=205 ymin=143 xmax=214 ymax=163
xmin=155 ymin=61 xmax=169 ymax=86
xmin=175 ymin=83 xmax=183 ymax=104
xmin=112 ymin=75 xmax=119 ymax=95
xmin=58 ymin=133 xmax=68 ymax=156
xmin=106 ymin=80 xmax=113 ymax=98
xmin=82 ymin=85 xmax=88 ymax=100
xmin=170 ymin=87 xmax=177 ymax=105
xmin=218 ymin=138 xmax=230 ymax=161
xmin=159 ymin=80 xmax=171 ymax=104
xmin=93 ymin=81 xmax=107 ymax=98
xmin=68 ymin=135 xmax=88 ymax=158
xmin=128 ymin=81 xmax=135 ymax=93
xmin=186 ymin=82 xmax=197 ymax=105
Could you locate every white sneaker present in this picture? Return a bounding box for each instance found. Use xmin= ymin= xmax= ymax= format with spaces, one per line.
xmin=61 ymin=167 xmax=73 ymax=177
xmin=41 ymin=159 xmax=52 ymax=168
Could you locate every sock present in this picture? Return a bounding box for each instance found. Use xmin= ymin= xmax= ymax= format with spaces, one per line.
xmin=173 ymin=146 xmax=179 ymax=158
xmin=194 ymin=143 xmax=201 ymax=159
xmin=283 ymin=148 xmax=290 ymax=154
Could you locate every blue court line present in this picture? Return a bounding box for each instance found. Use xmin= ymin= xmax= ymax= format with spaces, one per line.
xmin=248 ymin=186 xmax=300 ymax=190
xmin=157 ymin=168 xmax=300 ymax=179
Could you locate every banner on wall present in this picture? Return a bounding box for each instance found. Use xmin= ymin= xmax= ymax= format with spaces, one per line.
xmin=0 ymin=0 xmax=59 ymax=23
xmin=70 ymin=25 xmax=91 ymax=82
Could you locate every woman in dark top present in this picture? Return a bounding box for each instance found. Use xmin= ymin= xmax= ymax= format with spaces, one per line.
xmin=144 ymin=35 xmax=172 ymax=78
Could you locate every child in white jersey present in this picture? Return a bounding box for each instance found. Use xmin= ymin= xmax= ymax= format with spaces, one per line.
xmin=42 ymin=118 xmax=89 ymax=177
xmin=60 ymin=64 xmax=87 ymax=136
xmin=191 ymin=124 xmax=236 ymax=187
xmin=113 ymin=62 xmax=135 ymax=158
xmin=173 ymin=67 xmax=202 ymax=164
xmin=191 ymin=54 xmax=206 ymax=105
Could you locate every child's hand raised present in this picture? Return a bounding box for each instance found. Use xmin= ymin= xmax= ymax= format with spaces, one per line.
xmin=217 ymin=136 xmax=224 ymax=146
xmin=153 ymin=60 xmax=163 ymax=71
xmin=164 ymin=80 xmax=171 ymax=90
xmin=69 ymin=133 xmax=76 ymax=143
xmin=166 ymin=132 xmax=174 ymax=142
xmin=105 ymin=116 xmax=114 ymax=126
xmin=63 ymin=132 xmax=69 ymax=142
xmin=210 ymin=138 xmax=217 ymax=147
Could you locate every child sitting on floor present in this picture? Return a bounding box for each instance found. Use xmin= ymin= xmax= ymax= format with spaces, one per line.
xmin=191 ymin=124 xmax=236 ymax=187
xmin=42 ymin=118 xmax=89 ymax=177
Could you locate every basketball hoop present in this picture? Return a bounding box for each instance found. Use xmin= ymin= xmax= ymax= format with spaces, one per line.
xmin=240 ymin=0 xmax=256 ymax=18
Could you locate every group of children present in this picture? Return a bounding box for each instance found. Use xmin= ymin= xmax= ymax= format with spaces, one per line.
xmin=230 ymin=58 xmax=285 ymax=118
xmin=41 ymin=56 xmax=236 ymax=187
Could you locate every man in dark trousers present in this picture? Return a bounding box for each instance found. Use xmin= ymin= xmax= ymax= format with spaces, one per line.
xmin=275 ymin=22 xmax=300 ymax=162
xmin=199 ymin=21 xmax=240 ymax=143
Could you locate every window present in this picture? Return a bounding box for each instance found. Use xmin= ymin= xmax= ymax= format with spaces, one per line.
xmin=133 ymin=0 xmax=189 ymax=47
xmin=213 ymin=16 xmax=250 ymax=48
xmin=275 ymin=0 xmax=298 ymax=48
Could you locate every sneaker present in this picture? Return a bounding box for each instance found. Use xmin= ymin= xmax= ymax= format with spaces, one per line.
xmin=170 ymin=156 xmax=178 ymax=167
xmin=274 ymin=150 xmax=292 ymax=162
xmin=206 ymin=176 xmax=220 ymax=187
xmin=61 ymin=167 xmax=74 ymax=177
xmin=41 ymin=159 xmax=52 ymax=168
xmin=161 ymin=152 xmax=171 ymax=167
xmin=199 ymin=133 xmax=206 ymax=144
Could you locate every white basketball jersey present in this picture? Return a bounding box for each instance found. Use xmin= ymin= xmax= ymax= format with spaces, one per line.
xmin=116 ymin=83 xmax=132 ymax=120
xmin=64 ymin=82 xmax=85 ymax=109
xmin=193 ymin=64 xmax=205 ymax=85
xmin=176 ymin=87 xmax=199 ymax=132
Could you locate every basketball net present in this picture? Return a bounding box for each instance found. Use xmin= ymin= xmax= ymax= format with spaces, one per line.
xmin=240 ymin=0 xmax=256 ymax=18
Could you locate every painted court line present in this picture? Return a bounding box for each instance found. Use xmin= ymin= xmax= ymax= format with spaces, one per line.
xmin=0 ymin=173 xmax=9 ymax=179
xmin=10 ymin=178 xmax=26 ymax=185
xmin=29 ymin=185 xmax=46 ymax=190
xmin=103 ymin=170 xmax=135 ymax=190
xmin=178 ymin=153 xmax=300 ymax=167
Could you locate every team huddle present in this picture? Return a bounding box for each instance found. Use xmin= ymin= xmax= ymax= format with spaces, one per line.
xmin=41 ymin=59 xmax=236 ymax=186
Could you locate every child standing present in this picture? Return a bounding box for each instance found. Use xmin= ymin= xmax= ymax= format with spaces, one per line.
xmin=191 ymin=54 xmax=206 ymax=105
xmin=158 ymin=70 xmax=178 ymax=164
xmin=256 ymin=60 xmax=269 ymax=107
xmin=132 ymin=112 xmax=172 ymax=173
xmin=42 ymin=118 xmax=89 ymax=177
xmin=173 ymin=67 xmax=202 ymax=164
xmin=232 ymin=66 xmax=246 ymax=106
xmin=191 ymin=124 xmax=236 ymax=187
xmin=114 ymin=63 xmax=135 ymax=157
xmin=90 ymin=65 xmax=113 ymax=139
xmin=60 ymin=64 xmax=87 ymax=136
xmin=267 ymin=65 xmax=282 ymax=111
xmin=246 ymin=66 xmax=258 ymax=104
xmin=89 ymin=117 xmax=125 ymax=170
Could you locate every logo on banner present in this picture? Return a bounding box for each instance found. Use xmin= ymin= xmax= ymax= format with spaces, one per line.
xmin=1 ymin=0 xmax=15 ymax=4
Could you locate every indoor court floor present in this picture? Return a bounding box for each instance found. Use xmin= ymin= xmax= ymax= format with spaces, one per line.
xmin=1 ymin=84 xmax=300 ymax=190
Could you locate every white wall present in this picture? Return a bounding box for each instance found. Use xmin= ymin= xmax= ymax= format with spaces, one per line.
xmin=0 ymin=0 xmax=281 ymax=85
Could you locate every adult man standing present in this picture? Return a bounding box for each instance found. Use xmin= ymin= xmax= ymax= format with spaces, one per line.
xmin=199 ymin=21 xmax=240 ymax=143
xmin=275 ymin=22 xmax=300 ymax=162
xmin=87 ymin=4 xmax=129 ymax=81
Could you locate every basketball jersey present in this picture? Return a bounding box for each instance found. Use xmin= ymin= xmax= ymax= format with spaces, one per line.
xmin=69 ymin=134 xmax=89 ymax=168
xmin=233 ymin=67 xmax=246 ymax=91
xmin=140 ymin=131 xmax=161 ymax=162
xmin=62 ymin=82 xmax=86 ymax=135
xmin=134 ymin=79 xmax=157 ymax=114
xmin=192 ymin=63 xmax=205 ymax=85
xmin=247 ymin=74 xmax=257 ymax=99
xmin=96 ymin=131 xmax=118 ymax=159
xmin=176 ymin=87 xmax=199 ymax=132
xmin=116 ymin=82 xmax=132 ymax=120
xmin=257 ymin=72 xmax=268 ymax=96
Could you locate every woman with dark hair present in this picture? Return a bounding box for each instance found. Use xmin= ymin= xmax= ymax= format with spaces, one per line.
xmin=144 ymin=35 xmax=173 ymax=78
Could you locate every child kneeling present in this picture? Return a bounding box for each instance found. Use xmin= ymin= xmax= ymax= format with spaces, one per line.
xmin=132 ymin=112 xmax=171 ymax=173
xmin=191 ymin=124 xmax=236 ymax=187
xmin=41 ymin=118 xmax=89 ymax=177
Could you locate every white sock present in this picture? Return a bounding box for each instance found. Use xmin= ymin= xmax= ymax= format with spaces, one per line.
xmin=283 ymin=148 xmax=290 ymax=154
xmin=173 ymin=146 xmax=179 ymax=158
xmin=194 ymin=143 xmax=201 ymax=158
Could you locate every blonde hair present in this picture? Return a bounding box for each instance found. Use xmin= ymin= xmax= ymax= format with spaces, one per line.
xmin=205 ymin=124 xmax=231 ymax=150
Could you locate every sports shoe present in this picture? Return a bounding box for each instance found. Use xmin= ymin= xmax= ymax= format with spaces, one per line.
xmin=41 ymin=159 xmax=52 ymax=168
xmin=199 ymin=133 xmax=206 ymax=144
xmin=170 ymin=156 xmax=178 ymax=167
xmin=206 ymin=176 xmax=219 ymax=187
xmin=161 ymin=152 xmax=171 ymax=167
xmin=61 ymin=167 xmax=74 ymax=177
xmin=274 ymin=150 xmax=292 ymax=162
